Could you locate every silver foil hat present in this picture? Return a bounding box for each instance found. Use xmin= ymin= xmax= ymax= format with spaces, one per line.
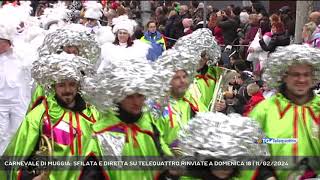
xmin=38 ymin=27 xmax=101 ymax=63
xmin=263 ymin=44 xmax=320 ymax=88
xmin=82 ymin=57 xmax=173 ymax=112
xmin=31 ymin=53 xmax=94 ymax=92
xmin=156 ymin=48 xmax=199 ymax=79
xmin=173 ymin=28 xmax=221 ymax=66
xmin=178 ymin=112 xmax=269 ymax=161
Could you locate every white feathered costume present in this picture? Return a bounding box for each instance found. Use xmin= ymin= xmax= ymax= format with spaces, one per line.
xmin=0 ymin=4 xmax=33 ymax=155
xmin=97 ymin=15 xmax=150 ymax=73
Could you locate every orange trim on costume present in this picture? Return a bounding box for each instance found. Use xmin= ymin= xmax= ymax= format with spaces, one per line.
xmin=79 ymin=112 xmax=96 ymax=123
xmin=195 ymin=74 xmax=217 ymax=87
xmin=302 ymin=106 xmax=307 ymax=126
xmin=94 ymin=122 xmax=154 ymax=148
xmin=251 ymin=167 xmax=259 ymax=180
xmin=307 ymin=107 xmax=320 ymax=125
xmin=30 ymin=96 xmax=46 ymax=111
xmin=76 ymin=113 xmax=82 ymax=156
xmin=293 ymin=106 xmax=298 ymax=157
xmin=183 ymin=96 xmax=199 ymax=113
xmin=275 ymin=99 xmax=291 ymax=119
xmin=69 ymin=112 xmax=75 ymax=155
xmin=17 ymin=169 xmax=22 ymax=180
xmin=167 ymin=102 xmax=174 ymax=128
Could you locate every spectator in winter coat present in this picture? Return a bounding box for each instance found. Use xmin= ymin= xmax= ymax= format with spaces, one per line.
xmin=240 ymin=14 xmax=260 ymax=59
xmin=140 ymin=20 xmax=166 ymax=61
xmin=208 ymin=12 xmax=224 ymax=45
xmin=216 ymin=9 xmax=239 ymax=45
xmin=259 ymin=22 xmax=290 ymax=53
xmin=164 ymin=10 xmax=184 ymax=48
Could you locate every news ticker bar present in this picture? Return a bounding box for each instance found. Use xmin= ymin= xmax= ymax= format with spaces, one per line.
xmin=0 ymin=156 xmax=319 ymax=170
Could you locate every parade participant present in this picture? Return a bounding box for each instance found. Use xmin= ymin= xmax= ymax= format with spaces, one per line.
xmin=82 ymin=1 xmax=103 ymax=34
xmin=242 ymin=44 xmax=320 ymax=179
xmin=140 ymin=20 xmax=166 ymax=62
xmin=178 ymin=112 xmax=269 ymax=180
xmin=97 ymin=15 xmax=150 ymax=73
xmin=3 ymin=53 xmax=106 ymax=180
xmin=82 ymin=57 xmax=173 ymax=180
xmin=155 ymin=29 xmax=225 ymax=153
xmin=173 ymin=28 xmax=222 ymax=110
xmin=0 ymin=6 xmax=33 ymax=155
xmin=29 ymin=27 xmax=101 ymax=112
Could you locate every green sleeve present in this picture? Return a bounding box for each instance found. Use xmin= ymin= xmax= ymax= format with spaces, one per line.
xmin=248 ymin=100 xmax=268 ymax=129
xmin=28 ymin=84 xmax=45 ymax=112
xmin=4 ymin=104 xmax=45 ymax=179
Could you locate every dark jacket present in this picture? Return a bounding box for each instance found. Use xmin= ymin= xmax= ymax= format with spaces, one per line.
xmin=217 ymin=16 xmax=239 ymax=45
xmin=259 ymin=31 xmax=290 ymax=53
xmin=164 ymin=14 xmax=184 ymax=48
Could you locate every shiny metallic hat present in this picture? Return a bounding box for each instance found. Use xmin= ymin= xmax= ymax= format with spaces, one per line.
xmin=82 ymin=57 xmax=173 ymax=112
xmin=31 ymin=52 xmax=94 ymax=92
xmin=179 ymin=112 xmax=269 ymax=160
xmin=173 ymin=28 xmax=221 ymax=66
xmin=38 ymin=27 xmax=101 ymax=63
xmin=263 ymin=44 xmax=320 ymax=88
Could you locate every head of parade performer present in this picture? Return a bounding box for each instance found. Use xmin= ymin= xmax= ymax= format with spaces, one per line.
xmin=112 ymin=15 xmax=136 ymax=47
xmin=54 ymin=79 xmax=80 ymax=109
xmin=263 ymin=44 xmax=320 ymax=105
xmin=170 ymin=69 xmax=190 ymax=99
xmin=32 ymin=53 xmax=93 ymax=110
xmin=83 ymin=1 xmax=103 ymax=28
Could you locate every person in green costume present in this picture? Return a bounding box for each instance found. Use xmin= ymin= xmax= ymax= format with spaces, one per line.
xmin=28 ymin=26 xmax=101 ymax=112
xmin=240 ymin=45 xmax=320 ymax=180
xmin=81 ymin=57 xmax=174 ymax=180
xmin=3 ymin=53 xmax=108 ymax=180
xmin=189 ymin=50 xmax=223 ymax=109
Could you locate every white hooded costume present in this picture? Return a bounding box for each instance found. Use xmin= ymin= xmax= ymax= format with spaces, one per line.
xmin=0 ymin=4 xmax=33 ymax=155
xmin=97 ymin=15 xmax=150 ymax=73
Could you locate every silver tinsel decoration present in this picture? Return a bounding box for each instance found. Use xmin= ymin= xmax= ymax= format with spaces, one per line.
xmin=38 ymin=28 xmax=101 ymax=63
xmin=178 ymin=112 xmax=269 ymax=161
xmin=263 ymin=44 xmax=320 ymax=88
xmin=173 ymin=28 xmax=221 ymax=66
xmin=31 ymin=53 xmax=94 ymax=92
xmin=82 ymin=57 xmax=174 ymax=112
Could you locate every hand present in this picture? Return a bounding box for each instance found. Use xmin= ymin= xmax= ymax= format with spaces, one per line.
xmin=237 ymin=28 xmax=242 ymax=32
xmin=214 ymin=100 xmax=226 ymax=112
xmin=266 ymin=177 xmax=277 ymax=180
xmin=32 ymin=172 xmax=48 ymax=180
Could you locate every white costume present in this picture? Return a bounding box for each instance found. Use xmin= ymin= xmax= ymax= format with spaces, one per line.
xmin=97 ymin=15 xmax=150 ymax=73
xmin=0 ymin=4 xmax=32 ymax=155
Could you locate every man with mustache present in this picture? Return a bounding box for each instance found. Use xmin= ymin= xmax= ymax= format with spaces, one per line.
xmin=3 ymin=53 xmax=106 ymax=180
xmin=29 ymin=27 xmax=100 ymax=112
xmin=240 ymin=45 xmax=320 ymax=179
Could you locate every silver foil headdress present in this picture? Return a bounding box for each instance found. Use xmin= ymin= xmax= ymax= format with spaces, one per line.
xmin=31 ymin=53 xmax=94 ymax=92
xmin=263 ymin=44 xmax=320 ymax=88
xmin=38 ymin=27 xmax=101 ymax=63
xmin=178 ymin=112 xmax=269 ymax=161
xmin=173 ymin=28 xmax=221 ymax=66
xmin=82 ymin=57 xmax=174 ymax=112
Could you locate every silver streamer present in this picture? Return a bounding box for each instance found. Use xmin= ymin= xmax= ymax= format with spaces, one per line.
xmin=31 ymin=53 xmax=94 ymax=92
xmin=173 ymin=28 xmax=221 ymax=66
xmin=82 ymin=58 xmax=174 ymax=112
xmin=95 ymin=133 xmax=125 ymax=158
xmin=263 ymin=44 xmax=320 ymax=88
xmin=38 ymin=27 xmax=101 ymax=63
xmin=178 ymin=112 xmax=269 ymax=161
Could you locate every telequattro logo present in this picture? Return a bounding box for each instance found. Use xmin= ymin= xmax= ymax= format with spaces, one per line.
xmin=256 ymin=137 xmax=298 ymax=144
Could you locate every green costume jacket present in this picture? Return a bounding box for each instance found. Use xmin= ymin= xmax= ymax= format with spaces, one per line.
xmin=3 ymin=94 xmax=106 ymax=180
xmin=93 ymin=110 xmax=173 ymax=180
xmin=188 ymin=66 xmax=222 ymax=109
xmin=28 ymin=84 xmax=45 ymax=113
xmin=157 ymin=91 xmax=208 ymax=149
xmin=239 ymin=93 xmax=320 ymax=180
